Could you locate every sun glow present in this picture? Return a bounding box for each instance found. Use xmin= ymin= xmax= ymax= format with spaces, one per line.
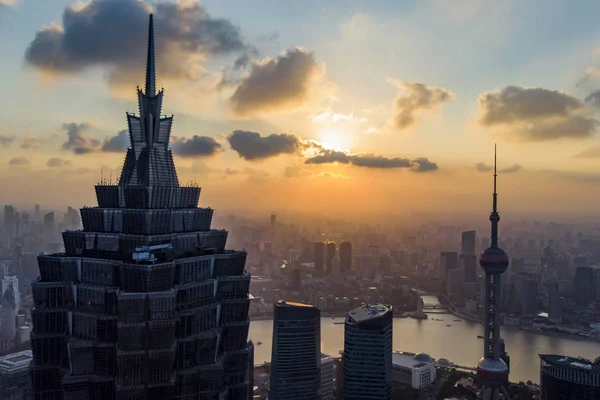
xmin=319 ymin=130 xmax=351 ymax=152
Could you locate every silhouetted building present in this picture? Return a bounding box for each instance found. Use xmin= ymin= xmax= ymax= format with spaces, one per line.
xmin=321 ymin=354 xmax=334 ymax=400
xmin=574 ymin=266 xmax=595 ymax=306
xmin=0 ymin=285 xmax=17 ymax=352
xmin=539 ymin=354 xmax=600 ymax=399
xmin=315 ymin=242 xmax=325 ymax=275
xmin=34 ymin=204 xmax=40 ymax=220
xmin=460 ymin=254 xmax=478 ymax=283
xmin=548 ymin=281 xmax=561 ymax=322
xmin=340 ymin=242 xmax=352 ymax=273
xmin=439 ymin=252 xmax=458 ymax=282
xmin=270 ymin=301 xmax=321 ymax=400
xmin=30 ymin=15 xmax=253 ymax=399
xmin=343 ymin=304 xmax=393 ymax=400
xmin=462 ymin=230 xmax=476 ymax=256
xmin=42 ymin=212 xmax=54 ymax=243
xmin=3 ymin=206 xmax=15 ymax=239
xmin=326 ymin=242 xmax=336 ymax=275
xmin=378 ymin=254 xmax=392 ymax=275
xmin=522 ymin=279 xmax=538 ymax=317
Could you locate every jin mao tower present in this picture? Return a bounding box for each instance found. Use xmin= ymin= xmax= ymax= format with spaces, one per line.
xmin=30 ymin=15 xmax=253 ymax=399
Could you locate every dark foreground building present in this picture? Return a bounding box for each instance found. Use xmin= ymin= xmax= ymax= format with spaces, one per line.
xmin=30 ymin=15 xmax=253 ymax=400
xmin=539 ymin=355 xmax=600 ymax=399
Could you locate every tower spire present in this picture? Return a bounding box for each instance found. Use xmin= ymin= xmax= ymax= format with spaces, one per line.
xmin=145 ymin=14 xmax=156 ymax=97
xmin=490 ymin=144 xmax=499 ymax=248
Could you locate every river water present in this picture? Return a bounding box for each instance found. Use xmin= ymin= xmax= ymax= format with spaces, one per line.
xmin=249 ymin=297 xmax=600 ymax=383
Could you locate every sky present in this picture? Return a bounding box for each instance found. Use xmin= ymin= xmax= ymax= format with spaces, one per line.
xmin=2 ymin=0 xmax=600 ymax=218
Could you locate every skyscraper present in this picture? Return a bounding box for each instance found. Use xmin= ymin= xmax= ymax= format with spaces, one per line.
xmin=462 ymin=230 xmax=476 ymax=256
xmin=548 ymin=281 xmax=561 ymax=323
xmin=476 ymin=147 xmax=511 ymax=400
xmin=539 ymin=355 xmax=600 ymax=399
xmin=3 ymin=205 xmax=15 ymax=239
xmin=521 ymin=279 xmax=538 ymax=317
xmin=460 ymin=254 xmax=478 ymax=282
xmin=315 ymin=241 xmax=325 ymax=275
xmin=0 ymin=350 xmax=33 ymax=400
xmin=0 ymin=285 xmax=17 ymax=352
xmin=343 ymin=304 xmax=393 ymax=400
xmin=439 ymin=251 xmax=458 ymax=283
xmin=339 ymin=242 xmax=352 ymax=273
xmin=573 ymin=266 xmax=595 ymax=306
xmin=270 ymin=301 xmax=321 ymax=400
xmin=325 ymin=242 xmax=336 ymax=274
xmin=30 ymin=15 xmax=253 ymax=399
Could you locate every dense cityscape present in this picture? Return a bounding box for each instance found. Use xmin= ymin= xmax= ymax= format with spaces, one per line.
xmin=1 ymin=3 xmax=600 ymax=400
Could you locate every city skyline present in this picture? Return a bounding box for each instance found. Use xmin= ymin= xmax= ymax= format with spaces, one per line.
xmin=2 ymin=0 xmax=600 ymax=215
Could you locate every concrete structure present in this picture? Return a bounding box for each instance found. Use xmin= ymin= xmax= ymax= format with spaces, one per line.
xmin=343 ymin=303 xmax=393 ymax=400
xmin=29 ymin=15 xmax=253 ymax=399
xmin=539 ymin=354 xmax=600 ymax=399
xmin=269 ymin=300 xmax=321 ymax=400
xmin=476 ymin=148 xmax=511 ymax=400
xmin=392 ymin=353 xmax=436 ymax=389
xmin=321 ymin=354 xmax=334 ymax=400
xmin=0 ymin=350 xmax=33 ymax=400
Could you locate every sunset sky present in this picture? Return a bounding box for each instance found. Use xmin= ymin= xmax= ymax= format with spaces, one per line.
xmin=2 ymin=0 xmax=600 ymax=217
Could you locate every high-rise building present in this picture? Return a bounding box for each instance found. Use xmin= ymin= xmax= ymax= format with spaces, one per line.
xmin=42 ymin=212 xmax=54 ymax=242
xmin=34 ymin=204 xmax=40 ymax=220
xmin=30 ymin=15 xmax=253 ymax=399
xmin=326 ymin=242 xmax=336 ymax=274
xmin=476 ymin=148 xmax=511 ymax=400
xmin=270 ymin=213 xmax=276 ymax=228
xmin=343 ymin=304 xmax=393 ymax=400
xmin=315 ymin=241 xmax=325 ymax=275
xmin=539 ymin=355 xmax=600 ymax=399
xmin=522 ymin=280 xmax=538 ymax=317
xmin=548 ymin=281 xmax=561 ymax=323
xmin=321 ymin=354 xmax=334 ymax=400
xmin=1 ymin=274 xmax=19 ymax=312
xmin=573 ymin=266 xmax=595 ymax=306
xmin=439 ymin=251 xmax=458 ymax=282
xmin=0 ymin=350 xmax=33 ymax=400
xmin=460 ymin=254 xmax=478 ymax=282
xmin=0 ymin=285 xmax=17 ymax=352
xmin=270 ymin=300 xmax=321 ymax=400
xmin=378 ymin=254 xmax=392 ymax=275
xmin=340 ymin=242 xmax=352 ymax=273
xmin=462 ymin=230 xmax=476 ymax=256
xmin=3 ymin=205 xmax=15 ymax=239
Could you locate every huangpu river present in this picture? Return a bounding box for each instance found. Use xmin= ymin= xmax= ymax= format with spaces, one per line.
xmin=249 ymin=298 xmax=600 ymax=384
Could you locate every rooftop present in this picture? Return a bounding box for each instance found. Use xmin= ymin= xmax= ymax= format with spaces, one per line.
xmin=347 ymin=303 xmax=391 ymax=323
xmin=0 ymin=350 xmax=33 ymax=371
xmin=540 ymin=354 xmax=600 ymax=371
xmin=392 ymin=353 xmax=434 ymax=369
xmin=276 ymin=300 xmax=314 ymax=308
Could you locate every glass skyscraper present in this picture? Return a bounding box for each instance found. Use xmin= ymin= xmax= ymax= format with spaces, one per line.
xmin=30 ymin=14 xmax=253 ymax=400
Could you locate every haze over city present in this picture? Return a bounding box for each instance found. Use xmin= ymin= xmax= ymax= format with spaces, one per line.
xmin=1 ymin=0 xmax=600 ymax=218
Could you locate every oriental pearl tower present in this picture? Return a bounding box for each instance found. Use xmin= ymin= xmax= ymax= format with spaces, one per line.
xmin=477 ymin=146 xmax=511 ymax=400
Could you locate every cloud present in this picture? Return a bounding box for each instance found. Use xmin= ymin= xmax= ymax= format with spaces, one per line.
xmin=224 ymin=167 xmax=270 ymax=182
xmin=47 ymin=157 xmax=70 ymax=167
xmin=0 ymin=0 xmax=16 ymax=5
xmin=171 ymin=135 xmax=222 ymax=158
xmin=102 ymin=129 xmax=129 ymax=152
xmin=476 ymin=162 xmax=522 ymax=173
xmin=573 ymin=146 xmax=600 ymax=159
xmin=0 ymin=134 xmax=15 ymax=146
xmin=312 ymin=108 xmax=367 ymax=124
xmin=75 ymin=167 xmax=91 ymax=174
xmin=21 ymin=133 xmax=40 ymax=149
xmin=24 ymin=0 xmax=249 ymax=90
xmin=387 ymin=79 xmax=453 ymax=130
xmin=227 ymin=130 xmax=319 ymax=161
xmin=230 ymin=47 xmax=328 ymax=116
xmin=62 ymin=123 xmax=100 ymax=154
xmin=584 ymin=90 xmax=600 ymax=109
xmin=478 ymin=86 xmax=598 ymax=141
xmin=304 ymin=149 xmax=438 ymax=172
xmin=284 ymin=166 xmax=312 ymax=178
xmin=8 ymin=157 xmax=29 ymax=166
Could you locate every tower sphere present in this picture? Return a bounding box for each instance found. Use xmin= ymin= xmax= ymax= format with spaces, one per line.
xmin=479 ymin=246 xmax=509 ymax=274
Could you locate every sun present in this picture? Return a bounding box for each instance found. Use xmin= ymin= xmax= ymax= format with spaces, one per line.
xmin=319 ymin=130 xmax=351 ymax=152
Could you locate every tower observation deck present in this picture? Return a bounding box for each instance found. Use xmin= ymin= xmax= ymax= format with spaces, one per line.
xmin=29 ymin=14 xmax=254 ymax=400
xmin=476 ymin=146 xmax=511 ymax=400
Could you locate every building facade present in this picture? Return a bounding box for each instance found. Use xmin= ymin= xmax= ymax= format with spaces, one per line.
xmin=392 ymin=353 xmax=436 ymax=390
xmin=539 ymin=355 xmax=600 ymax=399
xmin=321 ymin=354 xmax=334 ymax=400
xmin=461 ymin=230 xmax=476 ymax=256
xmin=343 ymin=304 xmax=393 ymax=400
xmin=315 ymin=242 xmax=325 ymax=276
xmin=439 ymin=252 xmax=458 ymax=283
xmin=269 ymin=301 xmax=321 ymax=400
xmin=29 ymin=15 xmax=253 ymax=399
xmin=0 ymin=350 xmax=33 ymax=400
xmin=339 ymin=242 xmax=352 ymax=274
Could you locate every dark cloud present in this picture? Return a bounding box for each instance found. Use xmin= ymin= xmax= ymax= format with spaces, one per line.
xmin=0 ymin=134 xmax=14 ymax=146
xmin=573 ymin=146 xmax=600 ymax=159
xmin=102 ymin=129 xmax=129 ymax=152
xmin=47 ymin=157 xmax=71 ymax=167
xmin=21 ymin=134 xmax=39 ymax=149
xmin=171 ymin=135 xmax=222 ymax=158
xmin=305 ymin=150 xmax=438 ymax=172
xmin=25 ymin=0 xmax=249 ymax=88
xmin=478 ymin=86 xmax=598 ymax=140
xmin=476 ymin=162 xmax=522 ymax=173
xmin=8 ymin=157 xmax=29 ymax=166
xmin=585 ymin=90 xmax=600 ymax=109
xmin=62 ymin=123 xmax=100 ymax=154
xmin=227 ymin=130 xmax=316 ymax=160
xmin=388 ymin=80 xmax=453 ymax=130
xmin=230 ymin=48 xmax=323 ymax=116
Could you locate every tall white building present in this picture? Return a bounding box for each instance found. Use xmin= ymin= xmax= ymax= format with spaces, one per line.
xmin=321 ymin=354 xmax=334 ymax=399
